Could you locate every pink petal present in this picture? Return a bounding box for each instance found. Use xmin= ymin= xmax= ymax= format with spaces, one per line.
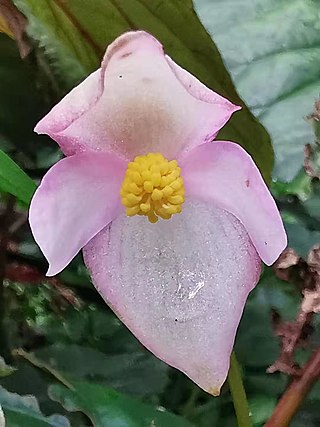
xmin=29 ymin=152 xmax=126 ymax=276
xmin=181 ymin=141 xmax=287 ymax=265
xmin=83 ymin=200 xmax=261 ymax=394
xmin=35 ymin=70 xmax=102 ymax=156
xmin=35 ymin=31 xmax=239 ymax=159
xmin=165 ymin=55 xmax=240 ymax=140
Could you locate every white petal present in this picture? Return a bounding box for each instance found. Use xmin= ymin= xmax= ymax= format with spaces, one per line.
xmin=83 ymin=199 xmax=261 ymax=394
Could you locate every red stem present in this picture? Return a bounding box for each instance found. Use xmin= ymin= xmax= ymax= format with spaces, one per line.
xmin=265 ymin=348 xmax=320 ymax=427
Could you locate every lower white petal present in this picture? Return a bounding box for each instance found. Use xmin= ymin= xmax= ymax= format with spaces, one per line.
xmin=83 ymin=199 xmax=261 ymax=394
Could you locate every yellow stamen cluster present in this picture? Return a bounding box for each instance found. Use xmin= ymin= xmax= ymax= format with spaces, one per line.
xmin=120 ymin=153 xmax=185 ymax=223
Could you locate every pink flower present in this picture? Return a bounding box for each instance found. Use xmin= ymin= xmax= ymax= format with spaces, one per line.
xmin=29 ymin=31 xmax=287 ymax=395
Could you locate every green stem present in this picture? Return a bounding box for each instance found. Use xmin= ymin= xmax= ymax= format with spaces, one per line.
xmin=228 ymin=351 xmax=252 ymax=427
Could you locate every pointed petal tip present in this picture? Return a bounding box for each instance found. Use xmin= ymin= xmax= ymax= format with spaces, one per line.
xmin=182 ymin=141 xmax=287 ymax=266
xmin=46 ymin=263 xmax=63 ymax=277
xmin=84 ymin=200 xmax=260 ymax=397
xmin=34 ymin=120 xmax=44 ymax=135
xmin=233 ymin=103 xmax=242 ymax=112
xmin=264 ymin=233 xmax=288 ymax=266
xmin=29 ymin=152 xmax=125 ymax=280
xmin=208 ymin=386 xmax=221 ymax=397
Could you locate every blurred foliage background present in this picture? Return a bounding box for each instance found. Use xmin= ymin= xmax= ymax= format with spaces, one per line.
xmin=0 ymin=0 xmax=319 ymax=426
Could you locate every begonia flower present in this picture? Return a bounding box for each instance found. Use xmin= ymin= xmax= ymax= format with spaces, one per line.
xmin=29 ymin=31 xmax=287 ymax=395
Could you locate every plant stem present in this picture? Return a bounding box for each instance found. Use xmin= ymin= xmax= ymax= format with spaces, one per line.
xmin=228 ymin=351 xmax=252 ymax=427
xmin=265 ymin=348 xmax=320 ymax=427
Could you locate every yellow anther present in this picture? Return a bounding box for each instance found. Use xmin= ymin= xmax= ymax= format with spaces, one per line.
xmin=168 ymin=160 xmax=178 ymax=171
xmin=120 ymin=153 xmax=185 ymax=223
xmin=168 ymin=195 xmax=184 ymax=205
xmin=160 ymin=163 xmax=169 ymax=175
xmin=151 ymin=172 xmax=161 ymax=187
xmin=140 ymin=203 xmax=151 ymax=213
xmin=143 ymin=181 xmax=153 ymax=193
xmin=141 ymin=170 xmax=151 ymax=181
xmin=170 ymin=177 xmax=183 ymax=191
xmin=162 ymin=186 xmax=174 ymax=198
xmin=148 ymin=211 xmax=158 ymax=223
xmin=131 ymin=171 xmax=143 ymax=185
xmin=151 ymin=189 xmax=163 ymax=201
xmin=127 ymin=193 xmax=142 ymax=204
xmin=126 ymin=205 xmax=141 ymax=216
xmin=129 ymin=182 xmax=142 ymax=195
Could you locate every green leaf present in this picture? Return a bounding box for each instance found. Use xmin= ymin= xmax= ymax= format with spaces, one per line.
xmin=246 ymin=373 xmax=286 ymax=397
xmin=49 ymin=380 xmax=193 ymax=427
xmin=236 ymin=269 xmax=300 ymax=367
xmin=0 ymin=357 xmax=16 ymax=378
xmin=0 ymin=385 xmax=70 ymax=427
xmin=195 ymin=0 xmax=319 ymax=181
xmin=249 ymin=395 xmax=276 ymax=426
xmin=14 ymin=0 xmax=273 ymax=182
xmin=0 ymin=35 xmax=50 ymax=158
xmin=35 ymin=344 xmax=169 ymax=398
xmin=271 ymin=170 xmax=313 ymax=202
xmin=284 ymin=220 xmax=320 ymax=258
xmin=0 ymin=149 xmax=36 ymax=205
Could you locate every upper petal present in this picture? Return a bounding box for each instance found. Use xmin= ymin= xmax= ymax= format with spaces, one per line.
xmin=83 ymin=199 xmax=261 ymax=394
xmin=35 ymin=31 xmax=239 ymax=159
xmin=29 ymin=152 xmax=126 ymax=276
xmin=35 ymin=70 xmax=102 ymax=156
xmin=181 ymin=141 xmax=287 ymax=265
xmin=165 ymin=55 xmax=240 ymax=140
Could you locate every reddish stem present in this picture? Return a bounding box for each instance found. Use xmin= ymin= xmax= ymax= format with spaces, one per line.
xmin=265 ymin=348 xmax=320 ymax=427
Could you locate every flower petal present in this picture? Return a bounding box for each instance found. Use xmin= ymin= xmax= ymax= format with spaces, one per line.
xmin=35 ymin=31 xmax=238 ymax=159
xmin=83 ymin=200 xmax=261 ymax=394
xmin=181 ymin=141 xmax=287 ymax=265
xmin=165 ymin=55 xmax=240 ymax=140
xmin=35 ymin=70 xmax=102 ymax=156
xmin=29 ymin=152 xmax=126 ymax=276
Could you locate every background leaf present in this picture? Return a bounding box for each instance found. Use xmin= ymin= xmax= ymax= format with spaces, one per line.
xmin=35 ymin=343 xmax=169 ymax=398
xmin=249 ymin=395 xmax=277 ymax=426
xmin=49 ymin=380 xmax=194 ymax=427
xmin=0 ymin=149 xmax=36 ymax=205
xmin=0 ymin=385 xmax=70 ymax=427
xmin=0 ymin=357 xmax=16 ymax=378
xmin=0 ymin=35 xmax=44 ymax=155
xmin=195 ymin=0 xmax=319 ymax=181
xmin=1 ymin=1 xmax=320 ymax=426
xmin=13 ymin=0 xmax=273 ymax=182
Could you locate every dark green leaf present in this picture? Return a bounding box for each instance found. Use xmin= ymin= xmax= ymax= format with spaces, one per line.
xmin=291 ymin=401 xmax=320 ymax=427
xmin=14 ymin=0 xmax=273 ymax=182
xmin=0 ymin=357 xmax=16 ymax=378
xmin=195 ymin=0 xmax=319 ymax=181
xmin=0 ymin=35 xmax=50 ymax=158
xmin=0 ymin=149 xmax=36 ymax=205
xmin=49 ymin=380 xmax=193 ymax=427
xmin=249 ymin=395 xmax=276 ymax=426
xmin=246 ymin=373 xmax=286 ymax=397
xmin=284 ymin=220 xmax=320 ymax=258
xmin=303 ymin=183 xmax=320 ymax=222
xmin=35 ymin=344 xmax=169 ymax=397
xmin=236 ymin=269 xmax=300 ymax=367
xmin=0 ymin=362 xmax=68 ymax=416
xmin=0 ymin=385 xmax=70 ymax=427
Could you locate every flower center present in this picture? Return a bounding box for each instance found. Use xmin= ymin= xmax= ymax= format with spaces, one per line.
xmin=120 ymin=153 xmax=185 ymax=223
